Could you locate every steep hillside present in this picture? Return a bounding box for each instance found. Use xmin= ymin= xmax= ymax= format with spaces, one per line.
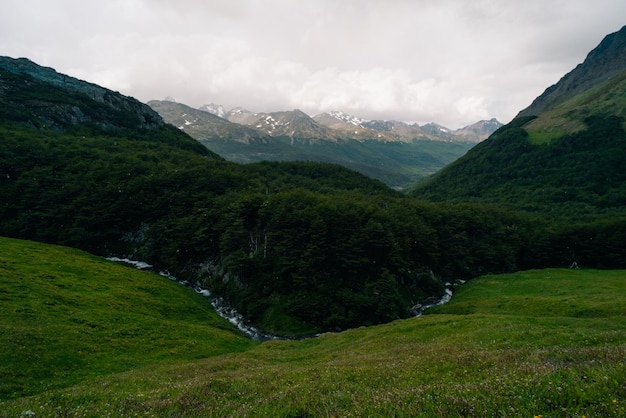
xmin=524 ymin=69 xmax=626 ymax=142
xmin=517 ymin=24 xmax=626 ymax=117
xmin=410 ymin=27 xmax=626 ymax=270
xmin=413 ymin=68 xmax=626 ymax=222
xmin=0 ymin=57 xmax=213 ymax=157
xmin=0 ymin=57 xmax=163 ymax=132
xmin=413 ymin=26 xmax=626 ymax=220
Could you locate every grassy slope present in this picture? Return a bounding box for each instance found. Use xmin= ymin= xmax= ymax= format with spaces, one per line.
xmin=2 ymin=255 xmax=625 ymax=416
xmin=0 ymin=237 xmax=256 ymax=400
xmin=525 ymin=69 xmax=626 ymax=144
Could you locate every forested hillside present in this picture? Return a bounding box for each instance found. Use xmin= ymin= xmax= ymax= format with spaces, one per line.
xmin=0 ymin=114 xmax=541 ymax=334
xmin=414 ymin=25 xmax=626 ymax=218
xmin=0 ymin=57 xmax=543 ymax=336
xmin=411 ymin=35 xmax=626 ymax=270
xmin=3 ymin=39 xmax=626 ymax=336
xmin=412 ymin=112 xmax=626 ymax=219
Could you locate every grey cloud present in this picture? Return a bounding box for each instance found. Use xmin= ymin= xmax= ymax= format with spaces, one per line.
xmin=1 ymin=0 xmax=626 ymax=128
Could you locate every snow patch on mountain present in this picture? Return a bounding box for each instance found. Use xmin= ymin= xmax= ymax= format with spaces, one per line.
xmin=175 ymin=113 xmax=199 ymax=129
xmin=175 ymin=100 xmax=501 ymax=142
xmin=329 ymin=110 xmax=368 ymax=127
xmin=258 ymin=114 xmax=283 ymax=134
xmin=199 ymin=103 xmax=226 ymax=118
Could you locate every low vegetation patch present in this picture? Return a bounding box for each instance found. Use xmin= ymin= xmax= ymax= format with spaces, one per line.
xmin=525 ymin=69 xmax=626 ymax=144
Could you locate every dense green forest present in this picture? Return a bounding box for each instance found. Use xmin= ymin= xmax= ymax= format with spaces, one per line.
xmin=0 ymin=116 xmax=544 ymax=335
xmin=411 ymin=113 xmax=626 ymax=269
xmin=412 ymin=114 xmax=626 ymax=218
xmin=410 ymin=67 xmax=626 ymax=273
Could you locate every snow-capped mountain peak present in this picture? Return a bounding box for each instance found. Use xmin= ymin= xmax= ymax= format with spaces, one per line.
xmin=329 ymin=110 xmax=367 ymax=127
xmin=199 ymin=103 xmax=226 ymax=118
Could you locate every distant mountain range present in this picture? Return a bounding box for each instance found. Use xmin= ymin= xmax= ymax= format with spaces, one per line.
xmin=149 ymin=99 xmax=501 ymax=189
xmin=154 ymin=99 xmax=501 ymax=143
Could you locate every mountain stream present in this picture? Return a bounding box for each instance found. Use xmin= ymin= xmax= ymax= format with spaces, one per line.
xmin=106 ymin=257 xmax=456 ymax=341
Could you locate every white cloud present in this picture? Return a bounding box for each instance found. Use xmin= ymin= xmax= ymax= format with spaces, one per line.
xmin=1 ymin=0 xmax=625 ymax=128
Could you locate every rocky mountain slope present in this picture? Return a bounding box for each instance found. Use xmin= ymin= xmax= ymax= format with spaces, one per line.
xmin=0 ymin=57 xmax=163 ymax=131
xmin=211 ymin=104 xmax=500 ymax=143
xmin=517 ymin=25 xmax=626 ymax=118
xmin=148 ymin=100 xmax=272 ymax=144
xmin=250 ymin=109 xmax=339 ymax=140
xmin=452 ymin=118 xmax=503 ymax=142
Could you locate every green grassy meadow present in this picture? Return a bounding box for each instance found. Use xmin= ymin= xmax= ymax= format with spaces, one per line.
xmin=1 ymin=237 xmax=625 ymax=417
xmin=0 ymin=237 xmax=255 ymax=400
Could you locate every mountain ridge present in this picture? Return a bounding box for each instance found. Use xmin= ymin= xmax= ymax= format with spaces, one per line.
xmin=517 ymin=24 xmax=626 ymax=118
xmin=148 ymin=100 xmax=273 ymax=144
xmin=412 ymin=25 xmax=626 ymax=225
xmin=0 ymin=56 xmax=163 ymax=131
xmin=186 ymin=100 xmax=501 ymax=143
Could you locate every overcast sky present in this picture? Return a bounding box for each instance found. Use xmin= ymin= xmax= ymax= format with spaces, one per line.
xmin=1 ymin=1 xmax=625 ymax=128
